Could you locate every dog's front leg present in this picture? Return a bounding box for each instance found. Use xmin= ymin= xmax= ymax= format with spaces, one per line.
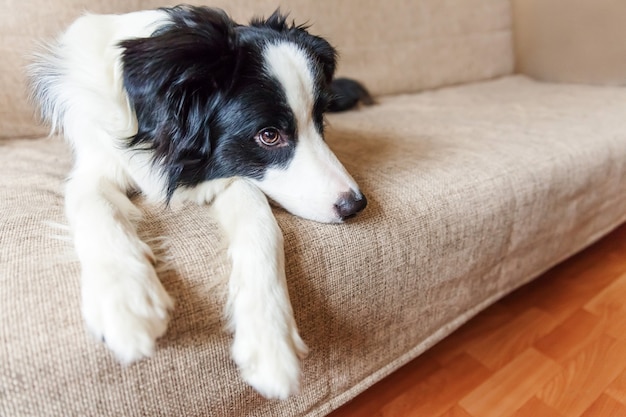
xmin=210 ymin=178 xmax=308 ymax=399
xmin=65 ymin=166 xmax=174 ymax=363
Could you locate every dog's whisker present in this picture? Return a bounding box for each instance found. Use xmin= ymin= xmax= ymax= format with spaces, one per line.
xmin=48 ymin=234 xmax=74 ymax=242
xmin=44 ymin=220 xmax=71 ymax=231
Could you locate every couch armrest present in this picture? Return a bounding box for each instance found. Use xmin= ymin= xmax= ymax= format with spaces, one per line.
xmin=512 ymin=0 xmax=626 ymax=85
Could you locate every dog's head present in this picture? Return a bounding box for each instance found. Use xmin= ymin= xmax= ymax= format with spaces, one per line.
xmin=120 ymin=6 xmax=366 ymax=223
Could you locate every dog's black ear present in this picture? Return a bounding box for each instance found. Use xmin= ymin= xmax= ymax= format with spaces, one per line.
xmin=119 ymin=6 xmax=238 ymax=199
xmin=303 ymin=34 xmax=337 ymax=85
xmin=251 ymin=9 xmax=290 ymax=32
xmin=327 ymin=78 xmax=375 ymax=112
xmin=121 ymin=7 xmax=237 ymax=105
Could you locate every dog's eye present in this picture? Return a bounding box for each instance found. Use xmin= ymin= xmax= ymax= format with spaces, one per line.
xmin=256 ymin=127 xmax=282 ymax=147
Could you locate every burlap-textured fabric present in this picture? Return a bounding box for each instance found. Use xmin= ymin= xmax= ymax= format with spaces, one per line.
xmin=2 ymin=76 xmax=626 ymax=416
xmin=1 ymin=0 xmax=513 ymax=139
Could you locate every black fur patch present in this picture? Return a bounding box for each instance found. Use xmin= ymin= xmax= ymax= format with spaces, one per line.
xmin=328 ymin=78 xmax=375 ymax=112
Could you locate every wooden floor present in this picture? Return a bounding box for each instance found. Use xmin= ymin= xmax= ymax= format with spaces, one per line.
xmin=330 ymin=223 xmax=626 ymax=417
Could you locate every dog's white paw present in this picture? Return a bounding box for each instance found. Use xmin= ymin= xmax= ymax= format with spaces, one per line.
xmin=232 ymin=320 xmax=309 ymax=399
xmin=81 ymin=261 xmax=174 ymax=363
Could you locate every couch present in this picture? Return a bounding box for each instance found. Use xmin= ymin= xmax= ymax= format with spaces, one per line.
xmin=2 ymin=1 xmax=626 ymax=416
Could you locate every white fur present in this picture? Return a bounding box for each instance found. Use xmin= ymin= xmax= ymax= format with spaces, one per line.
xmin=30 ymin=10 xmax=360 ymax=399
xmin=210 ymin=179 xmax=309 ymax=399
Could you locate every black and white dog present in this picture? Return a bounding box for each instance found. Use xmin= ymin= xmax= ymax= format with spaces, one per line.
xmin=29 ymin=5 xmax=370 ymax=399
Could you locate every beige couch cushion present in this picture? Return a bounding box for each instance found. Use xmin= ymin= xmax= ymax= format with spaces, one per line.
xmin=1 ymin=0 xmax=513 ymax=139
xmin=3 ymin=76 xmax=626 ymax=416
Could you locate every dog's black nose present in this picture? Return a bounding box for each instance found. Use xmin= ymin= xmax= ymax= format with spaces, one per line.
xmin=335 ymin=191 xmax=367 ymax=220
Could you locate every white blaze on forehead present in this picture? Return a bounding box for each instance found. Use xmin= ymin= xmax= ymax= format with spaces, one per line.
xmin=263 ymin=42 xmax=315 ymax=124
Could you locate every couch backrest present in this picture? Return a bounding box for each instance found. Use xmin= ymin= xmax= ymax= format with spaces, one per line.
xmin=513 ymin=0 xmax=626 ymax=85
xmin=1 ymin=1 xmax=148 ymax=139
xmin=0 ymin=0 xmax=514 ymax=139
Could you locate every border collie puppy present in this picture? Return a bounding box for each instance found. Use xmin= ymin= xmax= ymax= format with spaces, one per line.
xmin=29 ymin=5 xmax=370 ymax=399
